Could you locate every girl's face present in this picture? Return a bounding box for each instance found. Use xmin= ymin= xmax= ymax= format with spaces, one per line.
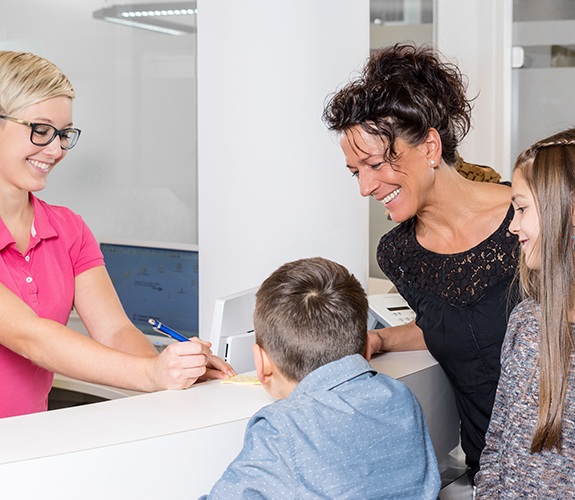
xmin=510 ymin=169 xmax=541 ymax=270
xmin=340 ymin=125 xmax=437 ymax=223
xmin=0 ymin=96 xmax=72 ymax=194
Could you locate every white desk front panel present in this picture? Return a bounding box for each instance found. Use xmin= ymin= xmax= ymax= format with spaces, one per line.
xmin=0 ymin=351 xmax=457 ymax=499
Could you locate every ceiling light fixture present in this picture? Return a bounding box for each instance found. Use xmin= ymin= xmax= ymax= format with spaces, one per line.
xmin=93 ymin=2 xmax=197 ymax=36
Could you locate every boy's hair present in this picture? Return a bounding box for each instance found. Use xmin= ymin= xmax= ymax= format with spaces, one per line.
xmin=254 ymin=257 xmax=368 ymax=382
xmin=514 ymin=127 xmax=575 ymax=452
xmin=0 ymin=51 xmax=75 ymax=115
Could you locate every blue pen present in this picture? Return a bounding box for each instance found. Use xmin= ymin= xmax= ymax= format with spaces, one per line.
xmin=148 ymin=318 xmax=189 ymax=342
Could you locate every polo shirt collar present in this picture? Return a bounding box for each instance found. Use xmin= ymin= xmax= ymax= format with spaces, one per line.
xmin=0 ymin=194 xmax=58 ymax=252
xmin=28 ymin=194 xmax=58 ymax=242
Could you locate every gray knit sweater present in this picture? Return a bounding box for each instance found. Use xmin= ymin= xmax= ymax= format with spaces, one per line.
xmin=475 ymin=298 xmax=575 ymax=498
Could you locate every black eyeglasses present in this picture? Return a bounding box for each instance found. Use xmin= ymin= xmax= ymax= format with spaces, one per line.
xmin=0 ymin=115 xmax=81 ymax=150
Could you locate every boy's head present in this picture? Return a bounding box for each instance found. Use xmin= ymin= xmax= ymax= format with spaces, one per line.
xmin=253 ymin=257 xmax=367 ymax=395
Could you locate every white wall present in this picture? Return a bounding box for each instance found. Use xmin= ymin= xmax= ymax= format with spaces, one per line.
xmin=197 ymin=0 xmax=370 ymax=336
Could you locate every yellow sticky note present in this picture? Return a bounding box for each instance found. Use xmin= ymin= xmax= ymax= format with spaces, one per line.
xmin=221 ymin=374 xmax=261 ymax=385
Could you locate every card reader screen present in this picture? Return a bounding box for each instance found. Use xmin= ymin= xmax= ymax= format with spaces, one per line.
xmin=387 ymin=306 xmax=411 ymax=312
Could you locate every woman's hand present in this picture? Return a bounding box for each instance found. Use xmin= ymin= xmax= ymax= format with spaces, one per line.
xmin=364 ymin=320 xmax=427 ymax=360
xmin=148 ymin=338 xmax=236 ymax=390
xmin=148 ymin=338 xmax=212 ymax=390
xmin=365 ymin=330 xmax=384 ymax=360
xmin=198 ymin=354 xmax=237 ymax=382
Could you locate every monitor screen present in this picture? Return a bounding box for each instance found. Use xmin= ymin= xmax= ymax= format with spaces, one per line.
xmin=100 ymin=240 xmax=199 ymax=339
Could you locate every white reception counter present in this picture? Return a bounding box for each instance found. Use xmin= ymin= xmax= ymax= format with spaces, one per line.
xmin=0 ymin=350 xmax=461 ymax=499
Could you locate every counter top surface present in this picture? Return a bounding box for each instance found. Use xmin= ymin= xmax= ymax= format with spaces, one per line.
xmin=0 ymin=350 xmax=436 ymax=465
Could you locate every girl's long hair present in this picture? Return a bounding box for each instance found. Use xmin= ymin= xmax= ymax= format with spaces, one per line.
xmin=515 ymin=127 xmax=575 ymax=452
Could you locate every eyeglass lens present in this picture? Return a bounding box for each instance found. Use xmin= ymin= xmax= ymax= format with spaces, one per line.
xmin=31 ymin=123 xmax=81 ymax=150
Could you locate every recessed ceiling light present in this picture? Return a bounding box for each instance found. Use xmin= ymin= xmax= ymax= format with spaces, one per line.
xmin=93 ymin=2 xmax=196 ymax=36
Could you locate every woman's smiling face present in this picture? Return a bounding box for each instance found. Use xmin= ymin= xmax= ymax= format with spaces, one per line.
xmin=340 ymin=125 xmax=438 ymax=223
xmin=0 ymin=96 xmax=72 ymax=193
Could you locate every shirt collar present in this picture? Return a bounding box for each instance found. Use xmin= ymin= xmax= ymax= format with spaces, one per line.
xmin=0 ymin=194 xmax=58 ymax=252
xmin=290 ymin=354 xmax=376 ymax=399
xmin=0 ymin=221 xmax=13 ymax=251
xmin=28 ymin=194 xmax=58 ymax=242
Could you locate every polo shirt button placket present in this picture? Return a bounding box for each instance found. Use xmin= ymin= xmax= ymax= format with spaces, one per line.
xmin=22 ymin=252 xmax=39 ymax=305
xmin=23 ymin=253 xmax=32 ymax=284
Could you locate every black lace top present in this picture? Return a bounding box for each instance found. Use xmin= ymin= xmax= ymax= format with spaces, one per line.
xmin=377 ymin=204 xmax=520 ymax=474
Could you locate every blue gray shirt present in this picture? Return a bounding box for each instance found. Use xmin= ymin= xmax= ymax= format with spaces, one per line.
xmin=200 ymin=354 xmax=440 ymax=499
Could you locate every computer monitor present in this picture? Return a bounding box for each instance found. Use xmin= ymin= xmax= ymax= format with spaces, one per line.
xmin=99 ymin=239 xmax=199 ymax=344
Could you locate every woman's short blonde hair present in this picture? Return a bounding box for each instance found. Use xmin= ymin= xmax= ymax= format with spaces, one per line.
xmin=0 ymin=51 xmax=75 ymax=115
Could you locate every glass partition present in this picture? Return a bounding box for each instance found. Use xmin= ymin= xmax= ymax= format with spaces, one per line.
xmin=512 ymin=0 xmax=575 ymax=159
xmin=0 ymin=1 xmax=198 ymax=244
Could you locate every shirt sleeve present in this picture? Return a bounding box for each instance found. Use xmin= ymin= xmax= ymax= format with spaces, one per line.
xmin=201 ymin=413 xmax=295 ymax=499
xmin=71 ymin=217 xmax=104 ymax=276
xmin=475 ymin=305 xmax=521 ymax=497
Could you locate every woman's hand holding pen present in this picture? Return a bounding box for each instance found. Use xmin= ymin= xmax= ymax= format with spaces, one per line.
xmin=199 ymin=352 xmax=236 ymax=382
xmin=146 ymin=318 xmax=236 ymax=387
xmin=150 ymin=338 xmax=235 ymax=390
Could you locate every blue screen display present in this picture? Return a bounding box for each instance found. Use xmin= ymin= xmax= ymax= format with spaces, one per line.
xmin=100 ymin=242 xmax=199 ymax=338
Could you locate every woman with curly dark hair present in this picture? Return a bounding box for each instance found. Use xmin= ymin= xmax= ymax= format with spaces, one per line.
xmin=323 ymin=43 xmax=520 ymax=481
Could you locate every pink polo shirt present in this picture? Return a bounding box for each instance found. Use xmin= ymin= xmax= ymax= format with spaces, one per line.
xmin=0 ymin=194 xmax=104 ymax=418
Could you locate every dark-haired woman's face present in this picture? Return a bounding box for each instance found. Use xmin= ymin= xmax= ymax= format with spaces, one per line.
xmin=340 ymin=125 xmax=436 ymax=223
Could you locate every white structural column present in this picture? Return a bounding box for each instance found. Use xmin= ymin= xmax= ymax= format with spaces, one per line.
xmin=435 ymin=0 xmax=513 ymax=179
xmin=197 ymin=0 xmax=370 ymax=337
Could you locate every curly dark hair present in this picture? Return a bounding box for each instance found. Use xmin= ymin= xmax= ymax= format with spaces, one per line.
xmin=322 ymin=43 xmax=473 ymax=166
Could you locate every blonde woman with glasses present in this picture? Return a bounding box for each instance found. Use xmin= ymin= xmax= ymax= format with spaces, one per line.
xmin=0 ymin=51 xmax=234 ymax=418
